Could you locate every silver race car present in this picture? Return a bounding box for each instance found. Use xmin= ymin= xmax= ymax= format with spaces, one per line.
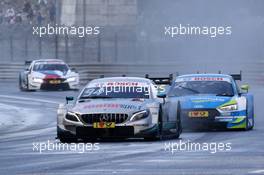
xmin=57 ymin=77 xmax=182 ymax=142
xmin=19 ymin=59 xmax=79 ymax=91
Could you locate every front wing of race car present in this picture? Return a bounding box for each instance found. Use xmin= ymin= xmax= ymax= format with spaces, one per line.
xmin=57 ymin=107 xmax=161 ymax=140
xmin=57 ymin=109 xmax=181 ymax=141
xmin=27 ymin=75 xmax=79 ymax=90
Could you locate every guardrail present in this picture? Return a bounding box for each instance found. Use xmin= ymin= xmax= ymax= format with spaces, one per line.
xmin=0 ymin=62 xmax=263 ymax=86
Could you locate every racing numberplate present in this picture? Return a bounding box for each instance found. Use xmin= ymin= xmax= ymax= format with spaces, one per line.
xmin=49 ymin=80 xmax=61 ymax=84
xmin=188 ymin=111 xmax=209 ymax=118
xmin=93 ymin=122 xmax=116 ymax=128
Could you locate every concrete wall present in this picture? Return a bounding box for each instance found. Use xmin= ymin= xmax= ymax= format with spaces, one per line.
xmin=74 ymin=0 xmax=137 ymax=26
xmin=59 ymin=0 xmax=138 ymax=63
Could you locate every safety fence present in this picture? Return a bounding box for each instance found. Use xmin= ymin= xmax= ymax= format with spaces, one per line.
xmin=0 ymin=61 xmax=263 ymax=86
xmin=0 ymin=24 xmax=137 ymax=64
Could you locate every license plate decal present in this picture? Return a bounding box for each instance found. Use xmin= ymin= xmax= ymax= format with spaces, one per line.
xmin=49 ymin=80 xmax=61 ymax=84
xmin=188 ymin=111 xmax=209 ymax=118
xmin=93 ymin=122 xmax=115 ymax=128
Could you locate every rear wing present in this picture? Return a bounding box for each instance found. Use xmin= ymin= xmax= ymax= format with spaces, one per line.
xmin=218 ymin=70 xmax=242 ymax=81
xmin=145 ymin=74 xmax=173 ymax=85
xmin=25 ymin=60 xmax=32 ymax=66
xmin=230 ymin=71 xmax=242 ymax=81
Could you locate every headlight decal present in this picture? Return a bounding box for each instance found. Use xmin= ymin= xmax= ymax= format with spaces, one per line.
xmin=218 ymin=99 xmax=238 ymax=111
xmin=130 ymin=109 xmax=150 ymax=122
xmin=219 ymin=104 xmax=238 ymax=111
xmin=65 ymin=112 xmax=80 ymax=122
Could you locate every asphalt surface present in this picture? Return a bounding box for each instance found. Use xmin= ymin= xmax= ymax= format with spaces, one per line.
xmin=0 ymin=83 xmax=263 ymax=175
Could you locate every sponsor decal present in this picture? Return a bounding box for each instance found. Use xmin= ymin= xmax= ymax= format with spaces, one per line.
xmin=90 ymin=82 xmax=148 ymax=88
xmin=93 ymin=122 xmax=115 ymax=128
xmin=193 ymin=77 xmax=224 ymax=81
xmin=191 ymin=97 xmax=226 ymax=103
xmin=188 ymin=111 xmax=209 ymax=118
xmin=83 ymin=103 xmax=141 ymax=110
xmin=176 ymin=77 xmax=231 ymax=83
xmin=107 ymin=82 xmax=139 ymax=86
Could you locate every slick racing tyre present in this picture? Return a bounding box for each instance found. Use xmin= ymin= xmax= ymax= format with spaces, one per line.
xmin=174 ymin=101 xmax=182 ymax=139
xmin=57 ymin=126 xmax=77 ymax=143
xmin=19 ymin=74 xmax=26 ymax=91
xmin=245 ymin=102 xmax=254 ymax=131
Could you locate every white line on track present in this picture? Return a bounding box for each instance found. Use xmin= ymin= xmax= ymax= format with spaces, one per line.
xmin=249 ymin=170 xmax=264 ymax=174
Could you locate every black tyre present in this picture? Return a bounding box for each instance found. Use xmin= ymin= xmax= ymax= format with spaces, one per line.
xmin=19 ymin=74 xmax=25 ymax=91
xmin=248 ymin=104 xmax=254 ymax=130
xmin=57 ymin=127 xmax=77 ymax=143
xmin=244 ymin=98 xmax=254 ymax=131
xmin=174 ymin=101 xmax=182 ymax=139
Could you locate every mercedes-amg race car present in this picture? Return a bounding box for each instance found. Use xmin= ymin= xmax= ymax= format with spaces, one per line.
xmin=57 ymin=77 xmax=182 ymax=142
xmin=19 ymin=59 xmax=79 ymax=91
xmin=159 ymin=73 xmax=254 ymax=130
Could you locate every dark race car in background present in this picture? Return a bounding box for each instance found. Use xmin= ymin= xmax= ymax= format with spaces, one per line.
xmin=19 ymin=59 xmax=79 ymax=91
xmin=145 ymin=74 xmax=173 ymax=96
xmin=159 ymin=73 xmax=254 ymax=131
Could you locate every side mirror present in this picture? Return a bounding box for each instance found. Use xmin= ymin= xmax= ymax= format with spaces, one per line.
xmin=157 ymin=94 xmax=166 ymax=98
xmin=241 ymin=84 xmax=249 ymax=93
xmin=66 ymin=96 xmax=74 ymax=104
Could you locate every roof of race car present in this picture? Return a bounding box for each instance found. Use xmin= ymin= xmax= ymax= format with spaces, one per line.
xmin=85 ymin=77 xmax=153 ymax=88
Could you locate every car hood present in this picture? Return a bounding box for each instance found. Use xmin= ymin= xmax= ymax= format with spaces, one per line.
xmin=71 ymin=98 xmax=148 ymax=115
xmin=170 ymin=95 xmax=233 ymax=109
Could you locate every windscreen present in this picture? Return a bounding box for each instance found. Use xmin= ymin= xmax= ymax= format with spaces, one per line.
xmin=168 ymin=81 xmax=234 ymax=97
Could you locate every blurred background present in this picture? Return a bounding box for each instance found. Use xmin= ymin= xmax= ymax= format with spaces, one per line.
xmin=0 ymin=0 xmax=263 ymax=85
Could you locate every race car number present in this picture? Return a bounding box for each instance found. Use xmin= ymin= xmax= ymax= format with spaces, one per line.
xmin=93 ymin=122 xmax=115 ymax=128
xmin=188 ymin=111 xmax=209 ymax=118
xmin=49 ymin=80 xmax=61 ymax=84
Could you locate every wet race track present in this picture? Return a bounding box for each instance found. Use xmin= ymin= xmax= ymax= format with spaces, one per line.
xmin=0 ymin=83 xmax=263 ymax=175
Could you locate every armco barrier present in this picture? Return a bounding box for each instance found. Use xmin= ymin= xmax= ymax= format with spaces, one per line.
xmin=0 ymin=62 xmax=263 ymax=86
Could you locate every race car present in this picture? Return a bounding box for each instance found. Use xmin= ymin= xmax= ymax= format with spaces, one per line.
xmin=19 ymin=59 xmax=79 ymax=91
xmin=57 ymin=77 xmax=182 ymax=142
xmin=158 ymin=73 xmax=254 ymax=130
xmin=145 ymin=74 xmax=173 ymax=96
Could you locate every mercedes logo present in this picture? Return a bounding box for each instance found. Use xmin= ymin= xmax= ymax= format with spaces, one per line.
xmin=100 ymin=114 xmax=109 ymax=122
